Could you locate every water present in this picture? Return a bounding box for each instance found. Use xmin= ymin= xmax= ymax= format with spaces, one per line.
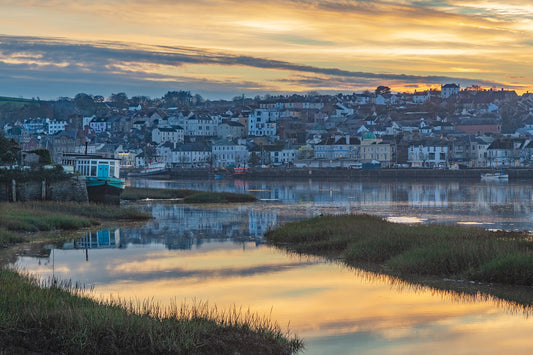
xmin=12 ymin=178 xmax=533 ymax=354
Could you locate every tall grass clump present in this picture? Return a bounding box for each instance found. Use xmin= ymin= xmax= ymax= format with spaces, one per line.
xmin=183 ymin=191 xmax=257 ymax=204
xmin=265 ymin=214 xmax=533 ymax=289
xmin=0 ymin=267 xmax=303 ymax=354
xmin=121 ymin=187 xmax=197 ymax=200
xmin=0 ymin=202 xmax=96 ymax=232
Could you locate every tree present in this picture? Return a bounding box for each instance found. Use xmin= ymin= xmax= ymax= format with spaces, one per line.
xmin=0 ymin=134 xmax=21 ymax=164
xmin=163 ymin=91 xmax=192 ymax=108
xmin=93 ymin=95 xmax=105 ymax=103
xmin=30 ymin=148 xmax=53 ymax=165
xmin=248 ymin=152 xmax=260 ymax=166
xmin=375 ymin=86 xmax=391 ymax=96
xmin=74 ymin=93 xmax=96 ymax=114
xmin=110 ymin=92 xmax=129 ymax=108
xmin=193 ymin=94 xmax=204 ymax=105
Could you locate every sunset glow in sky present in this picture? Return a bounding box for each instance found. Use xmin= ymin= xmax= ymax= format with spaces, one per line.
xmin=1 ymin=0 xmax=533 ymax=99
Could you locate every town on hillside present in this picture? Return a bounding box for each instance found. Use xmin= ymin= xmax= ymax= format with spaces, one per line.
xmin=2 ymin=84 xmax=533 ymax=171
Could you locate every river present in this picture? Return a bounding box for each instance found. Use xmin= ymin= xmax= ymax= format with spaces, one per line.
xmin=12 ymin=178 xmax=533 ymax=354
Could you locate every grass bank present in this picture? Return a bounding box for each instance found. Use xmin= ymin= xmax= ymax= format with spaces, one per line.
xmin=0 ymin=268 xmax=303 ymax=354
xmin=122 ymin=186 xmax=257 ymax=203
xmin=0 ymin=201 xmax=302 ymax=353
xmin=265 ymin=214 xmax=533 ymax=306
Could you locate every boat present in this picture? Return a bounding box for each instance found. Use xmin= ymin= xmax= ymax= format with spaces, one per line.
xmin=62 ymin=153 xmax=125 ymax=204
xmin=233 ymin=167 xmax=248 ymax=176
xmin=139 ymin=161 xmax=168 ymax=175
xmin=481 ymin=170 xmax=509 ymax=182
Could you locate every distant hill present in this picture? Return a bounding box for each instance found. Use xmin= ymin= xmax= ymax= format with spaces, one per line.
xmin=0 ymin=96 xmax=40 ymax=109
xmin=0 ymin=97 xmax=60 ymax=124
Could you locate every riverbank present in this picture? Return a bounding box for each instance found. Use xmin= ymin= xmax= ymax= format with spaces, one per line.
xmin=121 ymin=186 xmax=257 ymax=203
xmin=0 ymin=201 xmax=302 ymax=354
xmin=265 ymin=214 xmax=533 ymax=308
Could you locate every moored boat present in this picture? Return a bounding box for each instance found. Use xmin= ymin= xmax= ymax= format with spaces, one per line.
xmin=233 ymin=167 xmax=248 ymax=175
xmin=481 ymin=170 xmax=508 ymax=182
xmin=138 ymin=161 xmax=168 ymax=175
xmin=62 ymin=153 xmax=125 ymax=204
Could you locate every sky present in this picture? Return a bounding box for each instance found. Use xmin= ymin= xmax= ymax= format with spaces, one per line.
xmin=1 ymin=0 xmax=533 ymax=100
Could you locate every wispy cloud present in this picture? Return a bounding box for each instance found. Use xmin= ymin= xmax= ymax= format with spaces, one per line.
xmin=0 ymin=35 xmax=506 ymax=98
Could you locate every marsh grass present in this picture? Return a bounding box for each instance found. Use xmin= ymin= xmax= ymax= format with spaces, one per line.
xmin=121 ymin=187 xmax=196 ymax=200
xmin=183 ymin=191 xmax=258 ymax=203
xmin=121 ymin=187 xmax=257 ymax=204
xmin=0 ymin=267 xmax=303 ymax=354
xmin=0 ymin=228 xmax=25 ymax=248
xmin=265 ymin=214 xmax=533 ymax=290
xmin=0 ymin=201 xmax=151 ymax=246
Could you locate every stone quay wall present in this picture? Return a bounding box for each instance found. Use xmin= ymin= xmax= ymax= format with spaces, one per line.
xmin=167 ymin=167 xmax=533 ymax=181
xmin=0 ymin=176 xmax=88 ymax=202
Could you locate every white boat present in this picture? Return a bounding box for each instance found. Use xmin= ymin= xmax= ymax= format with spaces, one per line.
xmin=139 ymin=162 xmax=168 ymax=175
xmin=481 ymin=170 xmax=508 ymax=181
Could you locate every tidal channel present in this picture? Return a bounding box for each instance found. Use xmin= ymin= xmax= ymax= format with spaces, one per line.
xmin=12 ymin=178 xmax=533 ymax=354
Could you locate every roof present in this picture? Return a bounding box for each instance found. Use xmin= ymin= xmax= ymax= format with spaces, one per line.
xmin=221 ymin=121 xmax=245 ymax=127
xmin=156 ymin=127 xmax=177 ymax=133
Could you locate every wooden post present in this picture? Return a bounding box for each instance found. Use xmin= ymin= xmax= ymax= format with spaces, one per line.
xmin=41 ymin=180 xmax=46 ymax=200
xmin=11 ymin=179 xmax=16 ymax=202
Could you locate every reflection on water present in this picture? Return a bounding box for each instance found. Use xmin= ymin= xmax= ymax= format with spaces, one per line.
xmin=12 ymin=179 xmax=533 ymax=354
xmin=128 ymin=178 xmax=533 ymax=231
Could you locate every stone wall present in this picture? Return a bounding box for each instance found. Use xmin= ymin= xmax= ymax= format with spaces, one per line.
xmin=0 ymin=176 xmax=88 ymax=202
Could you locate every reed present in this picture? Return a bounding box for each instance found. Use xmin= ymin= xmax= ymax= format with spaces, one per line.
xmin=265 ymin=214 xmax=533 ymax=290
xmin=0 ymin=267 xmax=303 ymax=354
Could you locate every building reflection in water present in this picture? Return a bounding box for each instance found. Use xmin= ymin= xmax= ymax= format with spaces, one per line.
xmin=75 ymin=229 xmax=120 ymax=249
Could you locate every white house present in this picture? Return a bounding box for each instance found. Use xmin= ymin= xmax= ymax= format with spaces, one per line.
xmin=486 ymin=138 xmax=522 ymax=167
xmin=408 ymin=143 xmax=449 ymax=168
xmin=412 ymin=92 xmax=431 ymax=104
xmin=248 ymin=109 xmax=278 ymax=137
xmin=175 ymin=114 xmax=218 ymax=137
xmin=441 ymin=83 xmax=460 ymax=98
xmin=89 ymin=117 xmax=107 ymax=133
xmin=269 ymin=148 xmax=298 ymax=165
xmin=46 ymin=119 xmax=68 ymax=135
xmin=217 ymin=121 xmax=246 ymax=139
xmin=211 ymin=140 xmax=249 ymax=168
xmin=157 ymin=142 xmax=212 ymax=168
xmin=152 ymin=127 xmax=184 ymax=144
xmin=314 ymin=135 xmax=360 ymax=160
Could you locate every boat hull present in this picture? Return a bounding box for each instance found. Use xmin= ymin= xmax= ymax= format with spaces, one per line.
xmin=86 ymin=177 xmax=125 ymax=204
